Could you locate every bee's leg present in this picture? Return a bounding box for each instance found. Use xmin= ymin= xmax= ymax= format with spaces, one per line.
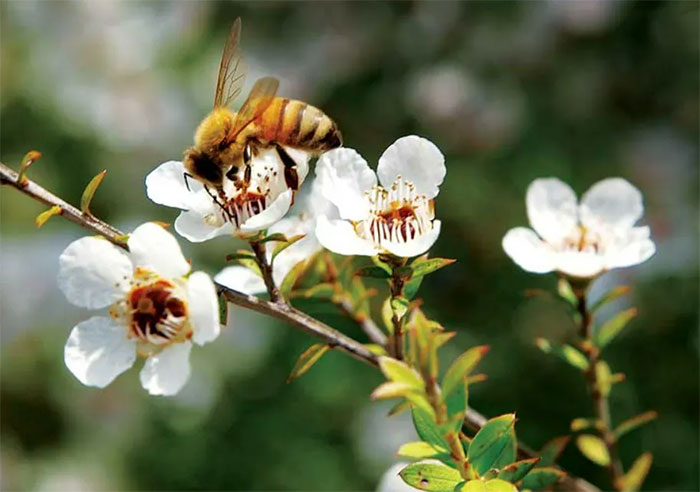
xmin=183 ymin=172 xmax=195 ymax=192
xmin=241 ymin=143 xmax=254 ymax=188
xmin=274 ymin=144 xmax=299 ymax=191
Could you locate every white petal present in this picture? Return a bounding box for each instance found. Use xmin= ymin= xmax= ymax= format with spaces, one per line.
xmin=502 ymin=227 xmax=557 ymax=274
xmin=555 ymin=251 xmax=605 ymax=278
xmin=64 ymin=316 xmax=136 ymax=388
xmin=377 ymin=136 xmax=446 ymax=199
xmin=315 ymin=215 xmax=379 ymax=256
xmin=128 ymin=222 xmax=190 ymax=277
xmin=174 ymin=210 xmax=234 ymax=243
xmin=382 ymin=220 xmax=442 ymax=258
xmin=139 ymin=342 xmax=192 ymax=396
xmin=526 ymin=178 xmax=579 ymax=245
xmin=186 ymin=271 xmax=220 ymax=346
xmin=215 ymin=265 xmax=267 ymax=295
xmin=58 ymin=236 xmax=132 ymax=309
xmin=239 ymin=189 xmax=294 ymax=233
xmin=580 ymin=177 xmax=644 ymax=231
xmin=604 ymin=226 xmax=656 ymax=270
xmin=145 ymin=160 xmax=203 ymax=210
xmin=315 ymin=148 xmax=376 ymax=221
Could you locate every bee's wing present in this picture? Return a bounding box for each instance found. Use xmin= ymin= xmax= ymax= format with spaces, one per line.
xmin=214 ymin=18 xmax=247 ymax=108
xmin=226 ymin=76 xmax=279 ymax=140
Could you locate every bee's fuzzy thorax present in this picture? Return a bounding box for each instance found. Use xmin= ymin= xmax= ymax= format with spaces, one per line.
xmin=194 ymin=107 xmax=236 ymax=149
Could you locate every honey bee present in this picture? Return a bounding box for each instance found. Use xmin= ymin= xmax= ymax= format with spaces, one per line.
xmin=184 ymin=18 xmax=342 ymax=200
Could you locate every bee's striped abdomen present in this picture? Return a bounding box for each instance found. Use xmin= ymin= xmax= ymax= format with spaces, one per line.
xmin=259 ymin=98 xmax=342 ymax=154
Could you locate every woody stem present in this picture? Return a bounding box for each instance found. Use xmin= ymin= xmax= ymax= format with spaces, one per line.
xmin=250 ymin=240 xmax=284 ymax=304
xmin=577 ymin=290 xmax=625 ymax=489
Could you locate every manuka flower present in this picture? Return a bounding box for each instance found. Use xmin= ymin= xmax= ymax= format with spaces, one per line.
xmin=214 ymin=178 xmax=334 ymax=295
xmin=314 ymin=135 xmax=446 ymax=258
xmin=58 ymin=223 xmax=219 ymax=395
xmin=503 ymin=177 xmax=655 ymax=279
xmin=146 ymin=147 xmax=310 ymax=242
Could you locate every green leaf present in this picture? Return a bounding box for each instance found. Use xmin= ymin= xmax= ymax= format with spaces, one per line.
xmin=445 ymin=376 xmax=468 ymax=422
xmin=596 ymin=360 xmax=613 ymax=397
xmin=467 ymin=413 xmax=516 ymax=476
xmin=442 ymin=345 xmax=490 ymax=398
xmin=257 ymin=232 xmax=288 ymax=243
xmin=535 ymin=338 xmax=589 ymax=371
xmin=590 ymin=285 xmax=630 ymax=312
xmin=280 ymin=260 xmax=307 ymax=296
xmin=363 ymin=343 xmax=388 ymax=356
xmin=17 ymin=149 xmax=41 ymax=184
xmin=411 ymin=406 xmax=449 ymax=451
xmin=302 ymin=283 xmax=335 ymax=299
xmin=391 ymin=296 xmax=410 ymax=321
xmin=538 ymin=436 xmax=570 ymax=466
xmin=404 ymin=273 xmax=424 ymax=300
xmin=410 ymin=257 xmax=457 ymax=277
xmin=379 ymin=356 xmax=424 ymax=389
xmin=217 ymin=293 xmax=228 ymax=326
xmin=570 ymin=418 xmax=601 ymax=432
xmin=496 ymin=458 xmax=539 ymax=483
xmin=388 ymin=400 xmax=411 ymax=417
xmin=400 ymin=462 xmax=463 ymax=492
xmin=382 ymin=296 xmax=394 ymax=334
xmin=519 ymin=467 xmax=566 ymax=490
xmin=371 ymin=255 xmax=393 ymax=275
xmin=286 ymin=343 xmax=330 ymax=382
xmin=614 ymin=411 xmax=658 ymax=439
xmin=355 ymin=265 xmax=391 ymax=278
xmin=493 ymin=427 xmax=517 ymax=469
xmin=594 ymin=308 xmax=638 ymax=348
xmin=80 ymin=170 xmax=107 ymax=215
xmin=271 ymin=234 xmax=306 ymax=261
xmin=35 ymin=205 xmax=62 ymax=228
xmin=225 ymin=251 xmax=257 ymax=262
xmin=460 ymin=479 xmax=517 ymax=492
xmin=371 ymin=381 xmax=416 ymax=400
xmin=617 ymin=453 xmax=652 ymax=492
xmin=576 ymin=435 xmax=610 ymax=466
xmin=397 ymin=441 xmax=445 ymax=459
xmin=557 ymin=277 xmax=578 ymax=305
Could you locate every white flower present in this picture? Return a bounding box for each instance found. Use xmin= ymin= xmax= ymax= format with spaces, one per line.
xmin=146 ymin=147 xmax=310 ymax=242
xmin=58 ymin=223 xmax=219 ymax=395
xmin=314 ymin=136 xmax=446 ymax=258
xmin=503 ymin=177 xmax=656 ymax=278
xmin=214 ymin=177 xmax=333 ymax=295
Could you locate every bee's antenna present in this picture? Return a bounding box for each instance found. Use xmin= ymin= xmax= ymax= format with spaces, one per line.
xmin=183 ymin=172 xmax=195 ymax=192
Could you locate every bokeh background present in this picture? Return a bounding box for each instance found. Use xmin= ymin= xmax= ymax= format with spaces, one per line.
xmin=1 ymin=1 xmax=698 ymax=490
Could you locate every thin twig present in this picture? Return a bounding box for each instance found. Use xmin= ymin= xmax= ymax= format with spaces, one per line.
xmin=250 ymin=240 xmax=284 ymax=304
xmin=0 ymin=162 xmax=600 ymax=492
xmin=577 ymin=291 xmax=625 ymax=489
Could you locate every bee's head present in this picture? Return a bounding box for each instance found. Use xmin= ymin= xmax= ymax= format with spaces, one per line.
xmin=183 ymin=148 xmax=223 ymax=189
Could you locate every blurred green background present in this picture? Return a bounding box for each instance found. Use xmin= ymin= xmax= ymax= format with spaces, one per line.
xmin=1 ymin=1 xmax=698 ymax=490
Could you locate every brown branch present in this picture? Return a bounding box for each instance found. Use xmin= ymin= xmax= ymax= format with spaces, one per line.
xmin=0 ymin=161 xmax=600 ymax=492
xmin=250 ymin=239 xmax=284 ymax=304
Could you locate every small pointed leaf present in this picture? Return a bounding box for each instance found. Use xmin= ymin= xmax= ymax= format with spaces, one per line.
xmin=557 ymin=277 xmax=578 ymax=305
xmin=397 ymin=441 xmax=445 ymax=460
xmin=371 ymin=381 xmax=416 ymax=400
xmin=538 ymin=436 xmax=570 ymax=466
xmin=379 ymin=356 xmax=424 ymax=389
xmin=591 ymin=285 xmax=630 ymax=312
xmin=287 ymin=343 xmax=330 ymax=382
xmin=35 ymin=205 xmax=62 ymax=228
xmin=576 ymin=435 xmax=610 ymax=466
xmin=594 ymin=308 xmax=638 ymax=348
xmin=519 ymin=467 xmax=566 ymax=490
xmin=399 ymin=462 xmax=463 ymax=492
xmin=410 ymin=257 xmax=456 ymax=277
xmin=391 ymin=296 xmax=410 ymax=321
xmin=80 ymin=170 xmax=107 ymax=215
xmin=442 ymin=345 xmax=490 ymax=398
xmin=535 ymin=338 xmax=589 ymax=371
xmin=616 ymin=452 xmax=652 ymax=492
xmin=496 ymin=458 xmax=539 ymax=483
xmin=467 ymin=413 xmax=516 ymax=476
xmin=271 ymin=234 xmax=306 ymax=261
xmin=280 ymin=260 xmax=307 ymax=296
xmin=614 ymin=411 xmax=658 ymax=439
xmin=355 ymin=265 xmax=391 ymax=278
xmin=411 ymin=406 xmax=449 ymax=452
xmin=217 ymin=293 xmax=228 ymax=326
